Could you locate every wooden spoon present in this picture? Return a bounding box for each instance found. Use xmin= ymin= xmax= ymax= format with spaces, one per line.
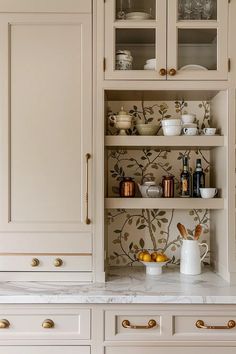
xmin=177 ymin=223 xmax=188 ymax=240
xmin=194 ymin=224 xmax=202 ymax=240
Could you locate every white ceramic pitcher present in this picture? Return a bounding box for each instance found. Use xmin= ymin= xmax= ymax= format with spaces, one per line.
xmin=180 ymin=240 xmax=208 ymax=275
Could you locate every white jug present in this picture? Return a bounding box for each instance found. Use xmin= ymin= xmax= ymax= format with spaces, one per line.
xmin=180 ymin=240 xmax=208 ymax=275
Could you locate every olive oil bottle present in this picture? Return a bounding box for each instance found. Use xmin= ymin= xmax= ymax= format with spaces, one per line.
xmin=180 ymin=156 xmax=191 ymax=198
xmin=193 ymin=159 xmax=205 ymax=198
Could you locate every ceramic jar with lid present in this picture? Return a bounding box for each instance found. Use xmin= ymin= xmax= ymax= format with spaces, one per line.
xmin=116 ymin=50 xmax=133 ymax=70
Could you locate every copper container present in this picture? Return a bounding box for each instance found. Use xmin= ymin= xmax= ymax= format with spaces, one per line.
xmin=119 ymin=177 xmax=135 ymax=197
xmin=162 ymin=175 xmax=174 ymax=198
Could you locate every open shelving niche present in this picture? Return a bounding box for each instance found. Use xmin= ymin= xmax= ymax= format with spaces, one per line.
xmin=103 ymin=89 xmax=228 ymax=281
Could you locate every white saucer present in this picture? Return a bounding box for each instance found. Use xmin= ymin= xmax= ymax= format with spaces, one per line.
xmin=179 ymin=64 xmax=208 ymax=71
xmin=126 ymin=12 xmax=152 ymax=20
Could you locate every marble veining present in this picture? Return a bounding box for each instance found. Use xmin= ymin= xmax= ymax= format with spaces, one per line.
xmin=0 ymin=266 xmax=236 ymax=304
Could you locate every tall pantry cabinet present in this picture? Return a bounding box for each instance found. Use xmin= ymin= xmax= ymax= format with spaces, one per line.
xmin=0 ymin=0 xmax=94 ymax=281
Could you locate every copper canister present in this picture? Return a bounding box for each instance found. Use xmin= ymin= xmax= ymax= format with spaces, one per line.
xmin=119 ymin=177 xmax=135 ymax=197
xmin=162 ymin=175 xmax=174 ymax=198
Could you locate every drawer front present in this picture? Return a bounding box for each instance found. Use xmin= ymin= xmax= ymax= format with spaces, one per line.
xmin=0 ymin=255 xmax=92 ymax=271
xmin=173 ymin=314 xmax=236 ymax=340
xmin=0 ymin=308 xmax=90 ymax=340
xmin=106 ymin=347 xmax=236 ymax=354
xmin=0 ymin=347 xmax=90 ymax=354
xmin=105 ymin=310 xmax=161 ymax=341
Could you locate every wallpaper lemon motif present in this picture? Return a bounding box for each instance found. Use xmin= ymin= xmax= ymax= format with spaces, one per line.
xmin=106 ymin=100 xmax=211 ymax=266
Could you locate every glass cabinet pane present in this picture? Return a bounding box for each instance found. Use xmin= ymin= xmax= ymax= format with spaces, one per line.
xmin=178 ymin=28 xmax=217 ymax=71
xmin=116 ymin=0 xmax=156 ymax=20
xmin=115 ymin=28 xmax=156 ymax=70
xmin=178 ymin=0 xmax=217 ymax=20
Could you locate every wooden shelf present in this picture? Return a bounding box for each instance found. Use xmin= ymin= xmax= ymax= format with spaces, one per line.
xmin=105 ymin=136 xmax=225 ymax=149
xmin=105 ymin=198 xmax=224 ymax=210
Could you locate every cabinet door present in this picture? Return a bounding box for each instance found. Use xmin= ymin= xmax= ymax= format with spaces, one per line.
xmin=167 ymin=0 xmax=228 ymax=80
xmin=105 ymin=0 xmax=167 ymax=80
xmin=0 ymin=347 xmax=90 ymax=354
xmin=106 ymin=347 xmax=236 ymax=354
xmin=0 ymin=13 xmax=92 ymax=241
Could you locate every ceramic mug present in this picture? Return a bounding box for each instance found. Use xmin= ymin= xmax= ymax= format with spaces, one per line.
xmin=203 ymin=128 xmax=216 ymax=136
xmin=183 ymin=127 xmax=198 ymax=136
xmin=200 ymin=188 xmax=217 ymax=199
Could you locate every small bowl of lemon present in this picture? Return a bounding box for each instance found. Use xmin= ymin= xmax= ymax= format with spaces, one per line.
xmin=138 ymin=251 xmax=169 ymax=276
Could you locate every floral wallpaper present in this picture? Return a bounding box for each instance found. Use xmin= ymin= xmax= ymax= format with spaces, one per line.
xmin=106 ymin=100 xmax=212 ymax=267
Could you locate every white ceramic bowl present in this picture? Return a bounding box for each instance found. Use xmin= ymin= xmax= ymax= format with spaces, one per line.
xmin=126 ymin=12 xmax=152 ymax=20
xmin=200 ymin=188 xmax=217 ymax=199
xmin=162 ymin=119 xmax=181 ymax=127
xmin=136 ymin=124 xmax=158 ymax=136
xmin=181 ymin=114 xmax=196 ymax=124
xmin=141 ymin=261 xmax=169 ymax=275
xmin=144 ymin=64 xmax=156 ymax=70
xmin=163 ymin=125 xmax=182 ymax=136
xmin=182 ymin=123 xmax=197 ymax=129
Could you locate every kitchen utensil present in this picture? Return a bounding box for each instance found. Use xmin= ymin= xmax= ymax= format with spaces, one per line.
xmin=177 ymin=223 xmax=188 ymax=240
xmin=162 ymin=125 xmax=182 ymax=136
xmin=181 ymin=114 xmax=196 ymax=124
xmin=162 ymin=175 xmax=174 ymax=198
xmin=194 ymin=224 xmax=203 ymax=240
xmin=200 ymin=188 xmax=217 ymax=199
xmin=136 ymin=124 xmax=158 ymax=136
xmin=202 ymin=127 xmax=216 ymax=136
xmin=180 ymin=239 xmax=208 ymax=275
xmin=141 ymin=261 xmax=169 ymax=276
xmin=119 ymin=177 xmax=135 ymax=197
xmin=109 ymin=107 xmax=133 ymax=135
xmin=138 ymin=180 xmax=163 ymax=198
xmin=183 ymin=127 xmax=198 ymax=136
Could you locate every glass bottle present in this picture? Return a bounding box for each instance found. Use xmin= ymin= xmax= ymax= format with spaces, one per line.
xmin=180 ymin=156 xmax=191 ymax=197
xmin=193 ymin=159 xmax=205 ymax=197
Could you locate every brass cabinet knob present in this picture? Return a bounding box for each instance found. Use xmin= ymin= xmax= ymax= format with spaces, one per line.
xmin=54 ymin=258 xmax=63 ymax=267
xmin=122 ymin=319 xmax=157 ymax=329
xmin=0 ymin=319 xmax=10 ymax=329
xmin=42 ymin=319 xmax=54 ymax=329
xmin=31 ymin=258 xmax=40 ymax=267
xmin=168 ymin=68 xmax=177 ymax=76
xmin=159 ymin=68 xmax=167 ymax=76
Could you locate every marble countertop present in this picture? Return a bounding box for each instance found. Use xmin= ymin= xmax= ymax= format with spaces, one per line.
xmin=0 ymin=266 xmax=236 ymax=304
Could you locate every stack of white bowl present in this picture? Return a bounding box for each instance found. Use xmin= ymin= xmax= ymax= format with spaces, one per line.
xmin=144 ymin=58 xmax=156 ymax=70
xmin=162 ymin=119 xmax=182 ymax=136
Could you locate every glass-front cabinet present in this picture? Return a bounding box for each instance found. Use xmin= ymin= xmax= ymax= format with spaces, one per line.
xmin=104 ymin=0 xmax=228 ymax=80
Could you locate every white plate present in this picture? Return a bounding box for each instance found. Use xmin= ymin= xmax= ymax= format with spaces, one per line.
xmin=126 ymin=12 xmax=152 ymax=20
xmin=179 ymin=64 xmax=208 ymax=71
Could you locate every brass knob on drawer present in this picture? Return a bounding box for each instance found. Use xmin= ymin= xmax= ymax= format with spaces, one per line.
xmin=54 ymin=258 xmax=63 ymax=267
xmin=168 ymin=68 xmax=177 ymax=76
xmin=159 ymin=68 xmax=167 ymax=76
xmin=42 ymin=319 xmax=54 ymax=329
xmin=31 ymin=258 xmax=40 ymax=267
xmin=0 ymin=319 xmax=10 ymax=329
xmin=196 ymin=319 xmax=236 ymax=330
xmin=122 ymin=319 xmax=157 ymax=329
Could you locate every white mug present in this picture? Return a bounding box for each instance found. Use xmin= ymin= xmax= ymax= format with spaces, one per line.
xmin=203 ymin=128 xmax=216 ymax=136
xmin=200 ymin=188 xmax=217 ymax=199
xmin=180 ymin=240 xmax=208 ymax=275
xmin=183 ymin=127 xmax=198 ymax=136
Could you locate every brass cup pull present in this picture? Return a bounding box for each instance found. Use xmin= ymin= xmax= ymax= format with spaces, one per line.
xmin=31 ymin=258 xmax=40 ymax=267
xmin=196 ymin=320 xmax=236 ymax=330
xmin=85 ymin=153 xmax=91 ymax=225
xmin=168 ymin=68 xmax=177 ymax=76
xmin=54 ymin=258 xmax=63 ymax=267
xmin=42 ymin=319 xmax=54 ymax=329
xmin=122 ymin=319 xmax=157 ymax=329
xmin=0 ymin=319 xmax=10 ymax=329
xmin=159 ymin=68 xmax=167 ymax=76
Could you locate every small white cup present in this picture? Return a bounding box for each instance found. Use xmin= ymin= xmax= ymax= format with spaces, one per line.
xmin=200 ymin=188 xmax=217 ymax=199
xmin=183 ymin=127 xmax=198 ymax=136
xmin=181 ymin=114 xmax=196 ymax=124
xmin=203 ymin=128 xmax=216 ymax=136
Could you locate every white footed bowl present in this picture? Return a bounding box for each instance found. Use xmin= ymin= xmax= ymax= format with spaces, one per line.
xmin=162 ymin=119 xmax=181 ymax=127
xmin=163 ymin=125 xmax=182 ymax=136
xmin=141 ymin=261 xmax=169 ymax=275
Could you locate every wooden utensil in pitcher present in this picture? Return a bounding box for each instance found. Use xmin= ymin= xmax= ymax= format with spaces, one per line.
xmin=177 ymin=223 xmax=188 ymax=240
xmin=194 ymin=224 xmax=202 ymax=240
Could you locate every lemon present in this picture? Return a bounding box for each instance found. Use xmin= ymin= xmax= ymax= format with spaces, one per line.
xmin=142 ymin=253 xmax=152 ymax=262
xmin=156 ymin=254 xmax=167 ymax=262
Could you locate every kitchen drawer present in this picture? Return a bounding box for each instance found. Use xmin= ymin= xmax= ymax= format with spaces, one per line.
xmin=0 ymin=254 xmax=92 ymax=271
xmin=106 ymin=347 xmax=236 ymax=354
xmin=173 ymin=313 xmax=236 ymax=340
xmin=105 ymin=310 xmax=162 ymax=341
xmin=0 ymin=347 xmax=90 ymax=354
xmin=0 ymin=308 xmax=90 ymax=340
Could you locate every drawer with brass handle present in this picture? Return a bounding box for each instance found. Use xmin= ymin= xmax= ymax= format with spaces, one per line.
xmin=0 ymin=308 xmax=90 ymax=340
xmin=105 ymin=310 xmax=161 ymax=341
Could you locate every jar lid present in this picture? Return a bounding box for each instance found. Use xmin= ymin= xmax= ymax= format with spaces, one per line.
xmin=144 ymin=181 xmax=156 ymax=186
xmin=118 ymin=106 xmax=127 ymax=115
xmin=162 ymin=175 xmax=174 ymax=179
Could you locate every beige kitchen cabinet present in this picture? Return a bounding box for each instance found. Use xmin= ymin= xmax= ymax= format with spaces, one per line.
xmin=0 ymin=347 xmax=90 ymax=354
xmin=104 ymin=0 xmax=228 ymax=80
xmin=105 ymin=347 xmax=236 ymax=354
xmin=0 ymin=3 xmax=93 ymax=280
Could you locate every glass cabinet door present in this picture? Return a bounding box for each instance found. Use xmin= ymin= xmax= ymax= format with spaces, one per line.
xmin=105 ymin=0 xmax=167 ymax=80
xmin=167 ymin=0 xmax=228 ymax=80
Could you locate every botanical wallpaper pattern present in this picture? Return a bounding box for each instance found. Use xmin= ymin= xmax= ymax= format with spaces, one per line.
xmin=106 ymin=100 xmax=211 ymax=266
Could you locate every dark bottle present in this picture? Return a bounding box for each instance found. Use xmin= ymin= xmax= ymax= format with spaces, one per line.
xmin=180 ymin=156 xmax=191 ymax=198
xmin=193 ymin=159 xmax=205 ymax=198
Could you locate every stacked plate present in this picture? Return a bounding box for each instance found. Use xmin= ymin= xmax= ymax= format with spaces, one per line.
xmin=144 ymin=58 xmax=156 ymax=70
xmin=126 ymin=11 xmax=152 ymax=20
xmin=162 ymin=119 xmax=182 ymax=136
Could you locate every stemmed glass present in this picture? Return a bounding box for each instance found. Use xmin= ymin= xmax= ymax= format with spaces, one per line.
xmin=202 ymin=0 xmax=214 ymax=20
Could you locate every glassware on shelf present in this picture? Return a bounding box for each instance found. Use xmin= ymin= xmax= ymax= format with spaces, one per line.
xmin=117 ymin=0 xmax=126 ymax=19
xmin=202 ymin=0 xmax=214 ymax=20
xmin=178 ymin=0 xmax=216 ymax=20
xmin=116 ymin=0 xmax=154 ymax=20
